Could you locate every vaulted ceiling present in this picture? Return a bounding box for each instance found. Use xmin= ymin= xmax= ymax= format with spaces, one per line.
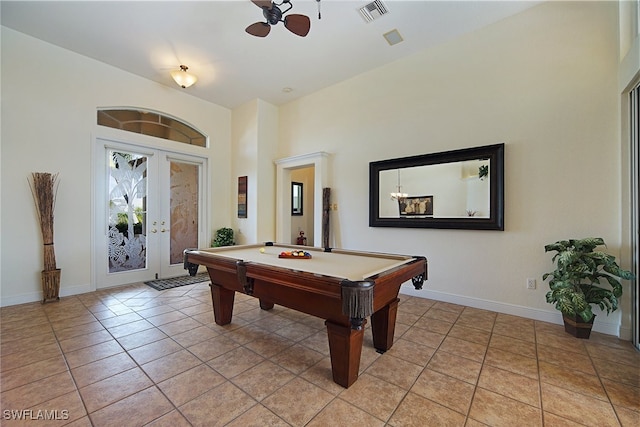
xmin=1 ymin=1 xmax=538 ymax=109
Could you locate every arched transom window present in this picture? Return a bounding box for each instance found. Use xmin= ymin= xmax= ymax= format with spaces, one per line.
xmin=97 ymin=108 xmax=207 ymax=147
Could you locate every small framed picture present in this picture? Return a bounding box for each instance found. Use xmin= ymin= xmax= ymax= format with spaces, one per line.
xmin=238 ymin=176 xmax=247 ymax=218
xmin=399 ymin=196 xmax=433 ymax=216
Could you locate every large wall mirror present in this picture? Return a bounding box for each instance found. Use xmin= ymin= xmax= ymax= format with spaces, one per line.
xmin=369 ymin=143 xmax=504 ymax=230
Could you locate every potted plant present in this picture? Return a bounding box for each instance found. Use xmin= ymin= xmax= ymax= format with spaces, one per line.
xmin=543 ymin=237 xmax=634 ymax=338
xmin=211 ymin=227 xmax=235 ymax=247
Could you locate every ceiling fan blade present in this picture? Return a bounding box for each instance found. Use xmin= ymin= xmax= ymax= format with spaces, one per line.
xmin=246 ymin=22 xmax=271 ymax=37
xmin=251 ymin=0 xmax=272 ymax=9
xmin=284 ymin=14 xmax=310 ymax=37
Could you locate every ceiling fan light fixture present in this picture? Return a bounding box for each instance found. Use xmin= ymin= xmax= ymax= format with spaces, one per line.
xmin=171 ymin=65 xmax=198 ymax=88
xmin=246 ymin=0 xmax=311 ymax=38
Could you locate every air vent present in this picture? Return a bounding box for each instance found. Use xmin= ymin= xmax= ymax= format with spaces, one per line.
xmin=383 ymin=29 xmax=403 ymax=46
xmin=358 ymin=0 xmax=389 ymax=23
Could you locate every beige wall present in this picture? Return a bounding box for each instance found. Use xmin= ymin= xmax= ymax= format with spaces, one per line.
xmin=277 ymin=1 xmax=629 ymax=336
xmin=0 ymin=27 xmax=232 ymax=305
xmin=231 ymin=100 xmax=259 ymax=245
xmin=231 ymin=99 xmax=278 ymax=245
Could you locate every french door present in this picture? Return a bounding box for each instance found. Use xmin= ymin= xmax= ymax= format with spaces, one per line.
xmin=94 ymin=139 xmax=207 ymax=288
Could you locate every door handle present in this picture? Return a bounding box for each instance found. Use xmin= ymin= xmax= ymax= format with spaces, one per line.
xmin=151 ymin=229 xmax=158 ymax=233
xmin=161 ymin=228 xmax=169 ymax=233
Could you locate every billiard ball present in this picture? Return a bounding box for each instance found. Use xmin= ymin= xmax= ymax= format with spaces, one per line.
xmin=259 ymin=248 xmax=265 ymax=253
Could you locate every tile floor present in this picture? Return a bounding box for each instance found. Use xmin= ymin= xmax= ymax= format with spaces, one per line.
xmin=1 ymin=280 xmax=638 ymax=426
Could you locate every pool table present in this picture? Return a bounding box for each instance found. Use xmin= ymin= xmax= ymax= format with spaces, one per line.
xmin=184 ymin=243 xmax=427 ymax=388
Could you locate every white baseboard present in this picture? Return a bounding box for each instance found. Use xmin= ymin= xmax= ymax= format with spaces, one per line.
xmin=618 ymin=325 xmax=632 ymax=341
xmin=400 ymin=285 xmax=624 ymax=338
xmin=0 ymin=283 xmax=93 ymax=307
xmin=1 ymin=281 xmax=627 ymax=339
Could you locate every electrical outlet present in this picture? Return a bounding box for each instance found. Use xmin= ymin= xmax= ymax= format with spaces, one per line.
xmin=526 ymin=278 xmax=536 ymax=289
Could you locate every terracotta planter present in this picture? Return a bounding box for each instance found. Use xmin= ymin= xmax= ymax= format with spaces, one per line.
xmin=41 ymin=269 xmax=61 ymax=303
xmin=562 ymin=313 xmax=595 ymax=339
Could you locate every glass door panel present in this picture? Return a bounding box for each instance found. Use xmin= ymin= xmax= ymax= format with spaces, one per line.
xmin=158 ymin=154 xmax=204 ymax=279
xmin=169 ymin=160 xmax=199 ymax=265
xmin=95 ymin=141 xmax=159 ymax=288
xmin=108 ymin=151 xmax=148 ymax=273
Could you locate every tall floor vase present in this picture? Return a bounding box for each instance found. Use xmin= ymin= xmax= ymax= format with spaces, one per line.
xmin=30 ymin=172 xmax=61 ymax=304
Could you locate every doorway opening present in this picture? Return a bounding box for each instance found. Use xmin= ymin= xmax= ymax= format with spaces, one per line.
xmin=290 ymin=167 xmax=314 ymax=244
xmin=93 ymin=139 xmax=208 ymax=289
xmin=275 ymin=152 xmax=331 ymax=247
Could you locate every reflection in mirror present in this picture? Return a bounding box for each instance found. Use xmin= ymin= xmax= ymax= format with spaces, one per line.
xmin=292 ymin=182 xmax=303 ymax=216
xmin=370 ymin=144 xmax=504 ymax=230
xmin=379 ymin=160 xmax=490 ymax=218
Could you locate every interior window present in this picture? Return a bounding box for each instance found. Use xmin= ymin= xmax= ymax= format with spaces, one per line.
xmin=97 ymin=109 xmax=207 ymax=147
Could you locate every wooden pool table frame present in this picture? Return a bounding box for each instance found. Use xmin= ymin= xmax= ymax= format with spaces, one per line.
xmin=184 ymin=243 xmax=427 ymax=388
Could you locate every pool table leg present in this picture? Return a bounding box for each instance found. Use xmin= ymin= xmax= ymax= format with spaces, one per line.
xmin=210 ymin=284 xmax=235 ymax=325
xmin=325 ymin=320 xmax=365 ymax=388
xmin=370 ymin=298 xmax=399 ymax=353
xmin=259 ymin=299 xmax=274 ymax=310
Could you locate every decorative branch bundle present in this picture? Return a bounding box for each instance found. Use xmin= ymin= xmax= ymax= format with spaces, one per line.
xmin=29 ymin=172 xmax=59 ymax=271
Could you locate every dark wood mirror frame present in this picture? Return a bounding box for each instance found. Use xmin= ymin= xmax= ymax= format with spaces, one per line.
xmin=369 ymin=143 xmax=504 ymax=230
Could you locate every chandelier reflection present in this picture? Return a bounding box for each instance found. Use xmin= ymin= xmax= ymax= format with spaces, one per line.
xmin=390 ymin=169 xmax=408 ymax=202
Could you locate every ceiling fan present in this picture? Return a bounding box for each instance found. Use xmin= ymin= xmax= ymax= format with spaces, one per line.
xmin=245 ymin=0 xmax=312 ymax=38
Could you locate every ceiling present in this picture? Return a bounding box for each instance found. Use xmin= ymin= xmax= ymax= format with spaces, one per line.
xmin=1 ymin=1 xmax=539 ymax=109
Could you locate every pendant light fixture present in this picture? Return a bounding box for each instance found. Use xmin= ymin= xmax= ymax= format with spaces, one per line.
xmin=170 ymin=65 xmax=198 ymax=89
